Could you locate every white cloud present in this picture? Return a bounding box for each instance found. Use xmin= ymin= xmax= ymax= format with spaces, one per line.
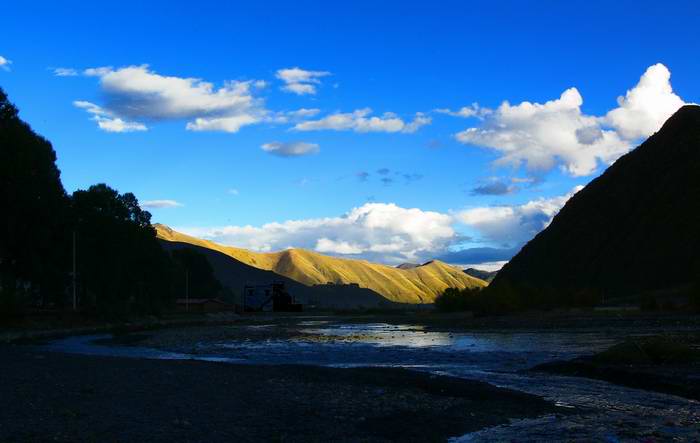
xmin=0 ymin=56 xmax=12 ymax=71
xmin=456 ymin=88 xmax=630 ymax=176
xmin=178 ymin=203 xmax=456 ymax=264
xmin=435 ymin=103 xmax=490 ymax=119
xmin=604 ymin=63 xmax=687 ymax=140
xmin=266 ymin=108 xmax=322 ymax=125
xmin=73 ymin=100 xmax=147 ymax=133
xmin=176 ymin=188 xmax=580 ymax=264
xmin=456 ymin=186 xmax=582 ymax=246
xmin=141 ymin=199 xmax=184 ymax=209
xmin=77 ymin=65 xmax=265 ymax=133
xmin=227 ymin=188 xmax=240 ymax=196
xmin=276 ymin=67 xmax=331 ymax=95
xmin=454 ymin=64 xmax=687 ymax=177
xmin=315 ymin=238 xmax=364 ymax=255
xmin=261 ymin=141 xmax=320 ymax=157
xmin=84 ymin=66 xmax=113 ymax=77
xmin=461 ymin=261 xmax=508 ymax=272
xmin=288 ymin=108 xmax=321 ymax=118
xmin=294 ymin=108 xmax=431 ymax=133
xmin=186 ymin=115 xmax=259 ymax=133
xmin=53 ymin=67 xmax=78 ymax=77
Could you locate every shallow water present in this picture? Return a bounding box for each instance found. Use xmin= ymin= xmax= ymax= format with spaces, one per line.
xmin=45 ymin=321 xmax=700 ymax=442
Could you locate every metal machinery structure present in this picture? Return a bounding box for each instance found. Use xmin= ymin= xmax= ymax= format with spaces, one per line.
xmin=242 ymin=282 xmax=303 ymax=312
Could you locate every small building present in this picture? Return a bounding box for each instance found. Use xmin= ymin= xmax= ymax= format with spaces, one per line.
xmin=242 ymin=282 xmax=302 ymax=312
xmin=176 ymin=298 xmax=230 ymax=313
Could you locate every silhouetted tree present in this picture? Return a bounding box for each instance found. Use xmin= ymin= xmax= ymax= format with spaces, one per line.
xmin=434 ymin=287 xmax=483 ymax=312
xmin=0 ymin=87 xmax=70 ymax=319
xmin=71 ymin=184 xmax=175 ymax=318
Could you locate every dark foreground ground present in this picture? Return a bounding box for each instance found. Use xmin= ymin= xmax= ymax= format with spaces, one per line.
xmin=0 ymin=345 xmax=559 ymax=443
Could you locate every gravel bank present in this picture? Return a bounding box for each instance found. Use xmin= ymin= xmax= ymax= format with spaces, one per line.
xmin=0 ymin=345 xmax=559 ymax=442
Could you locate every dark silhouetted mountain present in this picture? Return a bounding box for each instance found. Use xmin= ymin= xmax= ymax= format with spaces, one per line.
xmin=397 ymin=263 xmax=420 ymax=270
xmin=464 ymin=268 xmax=497 ymax=283
xmin=489 ymin=105 xmax=700 ymax=306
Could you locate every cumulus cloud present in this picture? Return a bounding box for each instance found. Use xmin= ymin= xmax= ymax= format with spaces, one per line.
xmin=315 ymin=238 xmax=364 ymax=255
xmin=73 ymin=101 xmax=147 ymax=133
xmin=177 ymin=186 xmax=579 ymax=264
xmin=456 ymin=88 xmax=630 ymax=176
xmin=141 ymin=199 xmax=184 ymax=209
xmin=261 ymin=141 xmax=320 ymax=157
xmin=77 ymin=65 xmax=265 ymax=133
xmin=0 ymin=56 xmax=12 ymax=71
xmin=294 ymin=108 xmax=431 ymax=133
xmin=178 ymin=203 xmax=456 ymax=264
xmin=276 ymin=67 xmax=330 ymax=95
xmin=456 ymin=186 xmax=582 ymax=247
xmin=53 ymin=67 xmax=78 ymax=77
xmin=604 ymin=63 xmax=687 ymax=140
xmin=454 ymin=63 xmax=687 ymax=177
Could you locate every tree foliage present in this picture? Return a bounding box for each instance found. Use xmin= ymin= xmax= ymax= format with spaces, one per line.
xmin=71 ymin=184 xmax=176 ymax=318
xmin=1 ymin=87 xmax=69 ymax=319
xmin=434 ymin=287 xmax=483 ymax=312
xmin=0 ymin=87 xmax=200 ymax=321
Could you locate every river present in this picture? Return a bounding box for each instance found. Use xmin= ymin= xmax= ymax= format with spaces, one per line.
xmin=45 ymin=319 xmax=700 ymax=442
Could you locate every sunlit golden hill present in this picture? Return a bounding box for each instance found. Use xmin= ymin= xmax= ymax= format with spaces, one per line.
xmin=155 ymin=224 xmax=487 ymax=304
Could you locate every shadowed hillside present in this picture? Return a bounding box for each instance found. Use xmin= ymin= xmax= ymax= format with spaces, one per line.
xmin=489 ymin=105 xmax=700 ymax=306
xmin=159 ymin=240 xmax=395 ymax=309
xmin=156 ymin=225 xmax=486 ymax=304
xmin=464 ymin=268 xmax=497 ymax=283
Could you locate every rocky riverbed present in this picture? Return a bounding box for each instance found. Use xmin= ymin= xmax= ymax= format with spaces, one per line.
xmin=0 ymin=344 xmax=556 ymax=443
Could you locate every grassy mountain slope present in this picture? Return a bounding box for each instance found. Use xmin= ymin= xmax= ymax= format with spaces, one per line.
xmin=159 ymin=240 xmax=393 ymax=309
xmin=156 ymin=225 xmax=486 ymax=303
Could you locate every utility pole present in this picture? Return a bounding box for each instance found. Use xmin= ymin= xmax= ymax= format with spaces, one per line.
xmin=72 ymin=230 xmax=77 ymax=311
xmin=185 ymin=270 xmax=189 ymax=312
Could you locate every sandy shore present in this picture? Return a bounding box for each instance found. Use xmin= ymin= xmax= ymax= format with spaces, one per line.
xmin=0 ymin=344 xmax=559 ymax=443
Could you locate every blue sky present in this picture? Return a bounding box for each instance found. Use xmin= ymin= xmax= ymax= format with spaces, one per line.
xmin=2 ymin=1 xmax=699 ymax=268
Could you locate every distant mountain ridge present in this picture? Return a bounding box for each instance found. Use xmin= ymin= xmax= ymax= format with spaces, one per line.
xmin=156 ymin=225 xmax=486 ymax=304
xmin=490 ymin=105 xmax=700 ymax=305
xmin=464 ymin=268 xmax=497 ymax=283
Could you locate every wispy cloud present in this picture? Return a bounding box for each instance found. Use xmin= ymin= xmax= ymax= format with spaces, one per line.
xmin=73 ymin=101 xmax=147 ymax=133
xmin=276 ymin=67 xmax=331 ymax=95
xmin=0 ymin=56 xmax=12 ymax=71
xmin=470 ymin=178 xmax=518 ymax=196
xmin=261 ymin=141 xmax=320 ymax=157
xmin=293 ymin=108 xmax=430 ymax=133
xmin=434 ymin=103 xmax=490 ymax=119
xmin=141 ymin=199 xmax=184 ymax=209
xmin=53 ymin=67 xmax=79 ymax=77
